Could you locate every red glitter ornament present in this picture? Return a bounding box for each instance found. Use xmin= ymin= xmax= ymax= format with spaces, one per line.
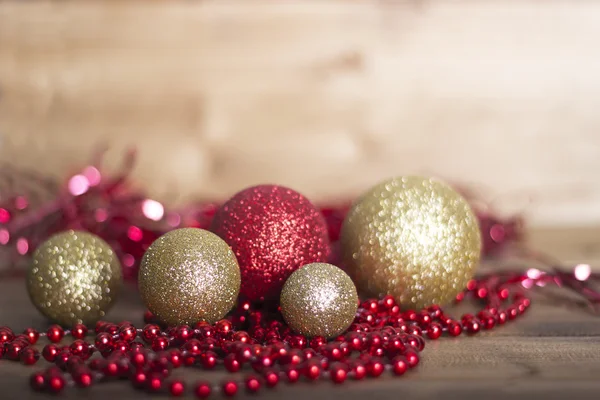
xmin=211 ymin=185 xmax=331 ymax=301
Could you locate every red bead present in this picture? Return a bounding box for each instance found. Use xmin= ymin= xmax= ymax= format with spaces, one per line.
xmin=222 ymin=381 xmax=238 ymax=397
xmin=30 ymin=372 xmax=45 ymax=391
xmin=194 ymin=382 xmax=212 ymax=398
xmin=119 ymin=325 xmax=137 ymax=342
xmin=95 ymin=321 xmax=107 ymax=334
xmin=46 ymin=325 xmax=64 ymax=343
xmin=403 ymin=310 xmax=418 ymax=321
xmin=232 ymin=331 xmax=250 ymax=343
xmin=418 ymin=311 xmax=432 ymax=326
xmin=74 ymin=370 xmax=93 ymax=388
xmin=130 ymin=342 xmax=144 ymax=353
xmin=54 ymin=350 xmax=71 ymax=369
xmin=215 ymin=319 xmax=233 ymax=336
xmin=130 ymin=351 xmax=147 ymax=367
xmin=71 ymin=324 xmax=88 ymax=340
xmin=264 ymin=370 xmax=279 ymax=388
xmin=146 ymin=374 xmax=163 ymax=392
xmin=5 ymin=341 xmax=26 ymax=360
xmin=497 ymin=311 xmax=508 ymax=325
xmin=366 ymin=359 xmax=385 ymax=377
xmin=252 ymin=355 xmax=274 ymax=372
xmin=447 ymin=321 xmax=462 ymax=337
xmin=42 ymin=344 xmax=60 ymax=362
xmin=405 ymin=350 xmax=420 ymax=368
xmin=481 ymin=316 xmax=496 ymax=330
xmin=408 ymin=325 xmax=422 ymax=337
xmin=70 ymin=340 xmax=90 ymax=358
xmin=427 ymin=305 xmax=443 ymax=319
xmin=392 ymin=356 xmax=408 ymax=376
xmin=362 ymin=299 xmax=379 ymax=313
xmin=385 ymin=335 xmax=406 ymax=356
xmin=183 ymin=339 xmax=202 ymax=355
xmin=142 ymin=324 xmax=161 ymax=343
xmin=102 ymin=360 xmax=120 ymax=377
xmin=245 ymin=375 xmax=261 ymax=393
xmin=381 ymin=295 xmax=396 ymax=309
xmin=46 ymin=374 xmax=66 ymax=393
xmin=288 ymin=334 xmax=307 ymax=349
xmin=345 ymin=332 xmax=364 ymax=351
xmin=224 ymin=353 xmax=241 ymax=372
xmin=507 ymin=307 xmax=518 ymax=320
xmin=23 ymin=328 xmax=39 ymax=344
xmin=305 ymin=360 xmax=321 ymax=380
xmin=0 ymin=328 xmax=14 ymax=343
xmin=130 ymin=370 xmax=148 ymax=388
xmin=285 ymin=367 xmax=300 ymax=382
xmin=152 ymin=337 xmax=169 ymax=352
xmin=235 ymin=345 xmax=253 ymax=362
xmin=113 ymin=340 xmax=130 ymax=353
xmin=20 ymin=347 xmax=40 ymax=365
xmin=465 ymin=319 xmax=481 ymax=334
xmin=426 ymin=323 xmax=443 ymax=339
xmin=330 ymin=362 xmax=347 ymax=384
xmin=169 ymin=349 xmax=183 ymax=368
xmin=103 ymin=324 xmax=119 ymax=336
xmin=325 ymin=343 xmax=344 ymax=361
xmin=351 ymin=362 xmax=367 ymax=380
xmin=95 ymin=332 xmax=113 ymax=351
xmin=201 ymin=351 xmax=217 ymax=369
xmin=169 ymin=380 xmax=186 ymax=397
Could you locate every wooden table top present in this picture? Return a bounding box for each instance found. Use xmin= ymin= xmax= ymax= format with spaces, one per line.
xmin=1 ymin=226 xmax=599 ymax=399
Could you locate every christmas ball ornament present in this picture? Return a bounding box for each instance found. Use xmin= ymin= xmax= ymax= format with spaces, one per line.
xmin=341 ymin=176 xmax=481 ymax=309
xmin=27 ymin=230 xmax=122 ymax=326
xmin=280 ymin=262 xmax=358 ymax=338
xmin=211 ymin=185 xmax=331 ymax=301
xmin=138 ymin=228 xmax=240 ymax=326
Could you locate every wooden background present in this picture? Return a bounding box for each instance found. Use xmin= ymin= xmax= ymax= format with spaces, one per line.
xmin=1 ymin=0 xmax=600 ymax=227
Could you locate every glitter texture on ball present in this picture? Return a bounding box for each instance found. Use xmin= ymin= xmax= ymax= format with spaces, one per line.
xmin=280 ymin=262 xmax=358 ymax=338
xmin=211 ymin=185 xmax=331 ymax=301
xmin=340 ymin=176 xmax=482 ymax=309
xmin=138 ymin=228 xmax=240 ymax=326
xmin=27 ymin=230 xmax=122 ymax=326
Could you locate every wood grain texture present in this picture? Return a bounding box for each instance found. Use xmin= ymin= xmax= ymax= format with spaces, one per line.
xmin=1 ymin=1 xmax=600 ymax=227
xmin=0 ymin=226 xmax=600 ymax=399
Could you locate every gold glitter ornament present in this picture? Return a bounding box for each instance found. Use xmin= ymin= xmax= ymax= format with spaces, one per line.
xmin=340 ymin=176 xmax=481 ymax=309
xmin=138 ymin=228 xmax=240 ymax=326
xmin=280 ymin=263 xmax=358 ymax=338
xmin=27 ymin=230 xmax=122 ymax=326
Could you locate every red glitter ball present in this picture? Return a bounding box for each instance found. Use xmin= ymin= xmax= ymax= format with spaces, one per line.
xmin=211 ymin=185 xmax=331 ymax=301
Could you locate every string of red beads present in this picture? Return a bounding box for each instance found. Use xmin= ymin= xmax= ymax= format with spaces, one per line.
xmin=0 ymin=277 xmax=530 ymax=398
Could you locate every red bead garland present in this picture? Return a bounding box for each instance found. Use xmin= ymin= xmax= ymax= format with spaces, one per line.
xmin=0 ymin=272 xmax=537 ymax=398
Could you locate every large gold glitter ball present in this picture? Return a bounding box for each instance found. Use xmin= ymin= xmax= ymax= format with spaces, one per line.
xmin=280 ymin=263 xmax=358 ymax=338
xmin=138 ymin=228 xmax=241 ymax=326
xmin=27 ymin=230 xmax=122 ymax=326
xmin=340 ymin=176 xmax=481 ymax=309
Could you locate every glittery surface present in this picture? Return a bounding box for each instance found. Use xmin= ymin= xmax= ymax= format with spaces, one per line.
xmin=340 ymin=176 xmax=481 ymax=309
xmin=280 ymin=263 xmax=358 ymax=338
xmin=211 ymin=185 xmax=331 ymax=301
xmin=27 ymin=230 xmax=122 ymax=326
xmin=138 ymin=228 xmax=240 ymax=326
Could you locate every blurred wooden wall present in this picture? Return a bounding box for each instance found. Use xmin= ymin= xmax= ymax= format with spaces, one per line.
xmin=1 ymin=1 xmax=600 ymax=226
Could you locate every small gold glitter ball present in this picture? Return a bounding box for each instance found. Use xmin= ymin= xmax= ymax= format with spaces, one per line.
xmin=27 ymin=230 xmax=122 ymax=326
xmin=138 ymin=228 xmax=241 ymax=326
xmin=280 ymin=263 xmax=358 ymax=338
xmin=341 ymin=176 xmax=481 ymax=309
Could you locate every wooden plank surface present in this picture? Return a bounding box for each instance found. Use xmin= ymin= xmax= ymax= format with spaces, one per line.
xmin=0 ymin=226 xmax=599 ymax=399
xmin=2 ymin=1 xmax=600 ymax=226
